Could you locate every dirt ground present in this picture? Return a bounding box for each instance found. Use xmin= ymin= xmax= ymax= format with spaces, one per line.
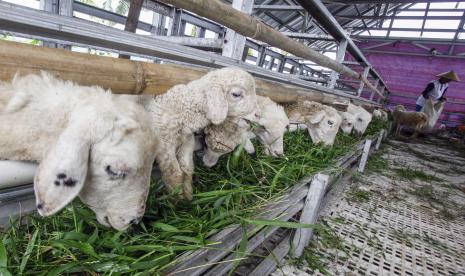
xmin=273 ymin=135 xmax=465 ymax=276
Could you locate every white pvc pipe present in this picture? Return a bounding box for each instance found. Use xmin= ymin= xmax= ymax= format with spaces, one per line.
xmin=0 ymin=160 xmax=38 ymax=189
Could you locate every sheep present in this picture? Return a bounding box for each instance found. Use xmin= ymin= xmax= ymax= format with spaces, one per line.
xmin=347 ymin=103 xmax=373 ymax=135
xmin=339 ymin=111 xmax=356 ymax=134
xmin=392 ymin=105 xmax=428 ymax=137
xmin=421 ymin=98 xmax=446 ymax=131
xmin=0 ymin=72 xmax=157 ymax=230
xmin=283 ymin=100 xmax=342 ymax=146
xmin=140 ymin=67 xmax=259 ymax=200
xmin=252 ymin=96 xmax=290 ymax=157
xmin=202 ymin=117 xmax=255 ymax=168
xmin=201 ymin=95 xmax=289 ymax=167
xmin=373 ymin=108 xmax=389 ymax=121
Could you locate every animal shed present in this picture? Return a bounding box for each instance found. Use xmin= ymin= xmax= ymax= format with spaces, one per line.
xmin=0 ymin=0 xmax=464 ymax=275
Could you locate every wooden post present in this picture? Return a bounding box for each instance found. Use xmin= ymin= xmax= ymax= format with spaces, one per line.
xmin=358 ymin=139 xmax=372 ymax=173
xmin=328 ymin=39 xmax=347 ymax=89
xmin=369 ymin=78 xmax=380 ymax=101
xmin=249 ymin=236 xmax=291 ymax=276
xmin=120 ymin=0 xmax=144 ymax=59
xmin=222 ymin=0 xmax=253 ymax=60
xmin=375 ymin=130 xmax=384 ymax=150
xmin=291 ymin=173 xmax=329 ymax=257
xmin=357 ymin=66 xmax=370 ymax=96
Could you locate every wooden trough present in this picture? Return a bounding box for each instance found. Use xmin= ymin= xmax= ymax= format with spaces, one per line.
xmin=162 ymin=129 xmax=388 ymax=275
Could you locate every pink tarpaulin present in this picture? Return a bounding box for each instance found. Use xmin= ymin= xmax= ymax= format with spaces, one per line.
xmin=348 ymin=41 xmax=465 ymax=126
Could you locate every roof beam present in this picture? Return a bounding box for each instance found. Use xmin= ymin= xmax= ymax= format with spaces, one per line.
xmin=253 ymin=5 xmax=304 ymax=11
xmin=336 ymin=15 xmax=463 ymax=20
xmin=324 ymin=0 xmax=461 ymax=3
xmin=351 ymin=27 xmax=464 ymax=33
xmin=294 ymin=0 xmax=389 ymax=91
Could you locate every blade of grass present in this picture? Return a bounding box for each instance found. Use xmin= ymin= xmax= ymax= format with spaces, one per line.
xmin=19 ymin=228 xmax=38 ymax=275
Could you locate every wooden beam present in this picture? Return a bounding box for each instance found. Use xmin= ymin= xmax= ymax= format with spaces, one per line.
xmin=0 ymin=40 xmax=373 ymax=106
xmin=120 ymin=0 xmax=144 ymax=59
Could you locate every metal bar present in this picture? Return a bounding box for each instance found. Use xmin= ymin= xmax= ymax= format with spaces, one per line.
xmin=281 ymin=32 xmax=334 ymax=40
xmin=73 ymin=1 xmax=153 ymax=32
xmin=253 ymin=5 xmax=304 ymax=11
xmin=361 ymin=49 xmax=465 ymax=59
xmin=353 ymin=27 xmax=464 ymax=33
xmin=355 ymin=36 xmax=465 ymax=46
xmin=337 ymin=15 xmax=462 ymax=20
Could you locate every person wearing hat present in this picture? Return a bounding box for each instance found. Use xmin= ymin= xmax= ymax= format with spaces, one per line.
xmin=415 ymin=70 xmax=460 ymax=111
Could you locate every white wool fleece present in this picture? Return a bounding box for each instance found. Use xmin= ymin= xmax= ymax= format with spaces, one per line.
xmin=140 ymin=67 xmax=259 ymax=200
xmin=0 ymin=72 xmax=157 ymax=231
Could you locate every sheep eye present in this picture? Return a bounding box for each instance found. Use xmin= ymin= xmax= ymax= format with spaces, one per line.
xmin=357 ymin=118 xmax=363 ymax=122
xmin=105 ymin=165 xmax=127 ymax=179
xmin=232 ymin=92 xmax=242 ymax=98
xmin=327 ymin=121 xmax=334 ymax=126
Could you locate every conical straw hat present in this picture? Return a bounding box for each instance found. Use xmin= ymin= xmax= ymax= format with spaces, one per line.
xmin=436 ymin=70 xmax=460 ymax=81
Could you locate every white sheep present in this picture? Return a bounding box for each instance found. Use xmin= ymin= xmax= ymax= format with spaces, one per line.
xmin=283 ymin=100 xmax=342 ymax=146
xmin=392 ymin=105 xmax=428 ymax=137
xmin=252 ymin=96 xmax=289 ymax=157
xmin=339 ymin=111 xmax=356 ymax=134
xmin=347 ymin=103 xmax=373 ymax=135
xmin=373 ymin=108 xmax=389 ymax=121
xmin=140 ymin=67 xmax=259 ymax=200
xmin=201 ymin=95 xmax=289 ymax=167
xmin=202 ymin=117 xmax=255 ymax=168
xmin=0 ymin=72 xmax=157 ymax=230
xmin=421 ymin=98 xmax=446 ymax=130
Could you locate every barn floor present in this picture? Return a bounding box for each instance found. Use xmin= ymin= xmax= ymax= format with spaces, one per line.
xmin=273 ymin=136 xmax=465 ymax=276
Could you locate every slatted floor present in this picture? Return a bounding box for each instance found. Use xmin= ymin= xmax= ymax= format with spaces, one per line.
xmin=272 ymin=136 xmax=465 ymax=276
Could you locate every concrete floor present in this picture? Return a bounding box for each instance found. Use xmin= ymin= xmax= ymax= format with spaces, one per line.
xmin=273 ymin=136 xmax=465 ymax=276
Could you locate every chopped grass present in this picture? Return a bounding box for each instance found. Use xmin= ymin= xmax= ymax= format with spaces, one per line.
xmin=365 ymin=150 xmax=388 ymax=174
xmin=346 ymin=188 xmax=371 ymax=203
xmin=0 ymin=123 xmax=386 ymax=274
xmin=393 ymin=168 xmax=444 ymax=182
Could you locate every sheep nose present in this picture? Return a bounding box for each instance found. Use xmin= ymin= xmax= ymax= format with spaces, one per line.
xmin=130 ymin=216 xmax=142 ymax=225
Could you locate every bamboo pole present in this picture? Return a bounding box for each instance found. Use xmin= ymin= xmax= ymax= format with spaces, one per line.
xmin=158 ymin=0 xmax=383 ymax=98
xmin=0 ymin=40 xmax=369 ymax=105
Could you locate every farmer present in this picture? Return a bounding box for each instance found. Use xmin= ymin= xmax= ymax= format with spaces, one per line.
xmin=415 ymin=70 xmax=460 ymax=111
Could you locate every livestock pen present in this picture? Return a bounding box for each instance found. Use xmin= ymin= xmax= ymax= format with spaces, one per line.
xmin=1 ymin=1 xmax=465 ymax=276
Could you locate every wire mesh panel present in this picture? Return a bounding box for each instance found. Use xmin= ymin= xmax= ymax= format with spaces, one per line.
xmin=272 ymin=137 xmax=465 ymax=276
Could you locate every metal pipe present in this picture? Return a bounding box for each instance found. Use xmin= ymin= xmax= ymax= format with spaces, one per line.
xmin=158 ymin=0 xmax=383 ymax=98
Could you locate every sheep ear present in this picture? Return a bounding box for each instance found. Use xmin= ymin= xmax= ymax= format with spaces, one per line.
xmin=111 ymin=116 xmax=138 ymax=144
xmin=307 ymin=111 xmax=325 ymax=124
xmin=34 ymin=121 xmax=90 ymax=216
xmin=205 ymin=85 xmax=228 ymax=124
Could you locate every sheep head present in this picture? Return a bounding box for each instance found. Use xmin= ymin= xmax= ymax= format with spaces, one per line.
xmin=202 ymin=67 xmax=259 ymax=124
xmin=302 ymin=101 xmax=342 ymax=146
xmin=34 ymin=91 xmax=156 ymax=231
xmin=254 ymin=96 xmax=289 ymax=157
xmin=339 ymin=111 xmax=356 ymax=134
xmin=347 ymin=103 xmax=373 ymax=135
